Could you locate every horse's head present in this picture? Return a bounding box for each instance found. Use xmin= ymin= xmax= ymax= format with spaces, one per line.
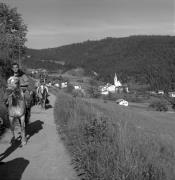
xmin=7 ymin=76 xmax=20 ymax=90
xmin=7 ymin=77 xmax=25 ymax=107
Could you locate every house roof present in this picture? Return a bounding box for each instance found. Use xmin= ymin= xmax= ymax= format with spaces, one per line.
xmin=116 ymin=99 xmax=125 ymax=103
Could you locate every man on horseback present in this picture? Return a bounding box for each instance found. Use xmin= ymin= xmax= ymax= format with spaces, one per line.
xmin=7 ymin=62 xmax=29 ymax=95
xmin=12 ymin=62 xmax=29 ymax=90
xmin=3 ymin=63 xmax=30 ymax=108
xmin=36 ymin=78 xmax=49 ymax=107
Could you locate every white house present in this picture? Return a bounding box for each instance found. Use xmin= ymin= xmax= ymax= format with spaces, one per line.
xmin=158 ymin=90 xmax=164 ymax=95
xmin=116 ymin=99 xmax=129 ymax=106
xmin=169 ymin=92 xmax=175 ymax=98
xmin=54 ymin=83 xmax=59 ymax=87
xmin=107 ymin=85 xmax=116 ymax=92
xmin=74 ymin=85 xmax=81 ymax=90
xmin=101 ymin=91 xmax=109 ymax=95
xmin=61 ymin=82 xmax=68 ymax=88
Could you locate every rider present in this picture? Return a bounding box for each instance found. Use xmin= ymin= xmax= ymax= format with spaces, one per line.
xmin=11 ymin=62 xmax=29 ymax=90
xmin=3 ymin=62 xmax=30 ymax=106
xmin=37 ymin=78 xmax=49 ymax=104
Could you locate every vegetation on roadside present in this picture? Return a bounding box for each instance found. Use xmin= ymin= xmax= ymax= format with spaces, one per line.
xmin=54 ymin=92 xmax=175 ymax=180
xmin=0 ymin=2 xmax=28 ymax=132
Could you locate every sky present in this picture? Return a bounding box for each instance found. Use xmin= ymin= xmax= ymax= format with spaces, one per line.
xmin=4 ymin=0 xmax=175 ymax=49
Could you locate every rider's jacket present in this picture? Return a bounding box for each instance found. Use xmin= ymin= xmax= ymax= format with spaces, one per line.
xmin=13 ymin=70 xmax=29 ymax=88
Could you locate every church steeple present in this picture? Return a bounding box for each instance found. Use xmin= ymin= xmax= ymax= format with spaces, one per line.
xmin=114 ymin=73 xmax=117 ymax=86
xmin=114 ymin=73 xmax=122 ymax=87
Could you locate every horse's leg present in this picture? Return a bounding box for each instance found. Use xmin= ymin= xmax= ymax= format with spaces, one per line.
xmin=43 ymin=99 xmax=46 ymax=109
xmin=25 ymin=108 xmax=29 ymax=126
xmin=20 ymin=115 xmax=27 ymax=146
xmin=27 ymin=107 xmax=31 ymax=124
xmin=41 ymin=97 xmax=44 ymax=109
xmin=40 ymin=98 xmax=42 ymax=109
xmin=9 ymin=116 xmax=15 ymax=144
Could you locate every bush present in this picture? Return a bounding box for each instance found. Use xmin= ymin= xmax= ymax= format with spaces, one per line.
xmin=87 ymin=86 xmax=101 ymax=98
xmin=103 ymin=92 xmax=124 ymax=101
xmin=149 ymin=100 xmax=168 ymax=111
xmin=64 ymin=83 xmax=74 ymax=94
xmin=72 ymin=89 xmax=85 ymax=98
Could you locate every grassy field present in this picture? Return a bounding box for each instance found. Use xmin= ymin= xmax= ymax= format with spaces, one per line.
xmin=83 ymin=98 xmax=175 ymax=142
xmin=54 ymin=90 xmax=175 ymax=180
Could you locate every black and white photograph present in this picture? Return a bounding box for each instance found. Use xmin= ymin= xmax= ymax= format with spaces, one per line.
xmin=0 ymin=0 xmax=174 ymax=179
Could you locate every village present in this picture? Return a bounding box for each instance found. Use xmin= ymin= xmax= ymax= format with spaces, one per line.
xmin=28 ymin=67 xmax=175 ymax=109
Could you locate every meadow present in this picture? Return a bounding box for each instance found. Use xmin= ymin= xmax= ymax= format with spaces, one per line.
xmin=54 ymin=90 xmax=175 ymax=180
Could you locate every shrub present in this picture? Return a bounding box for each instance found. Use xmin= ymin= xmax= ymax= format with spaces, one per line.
xmin=149 ymin=100 xmax=168 ymax=111
xmin=72 ymin=89 xmax=85 ymax=98
xmin=64 ymin=83 xmax=74 ymax=94
xmin=87 ymin=86 xmax=101 ymax=98
xmin=103 ymin=92 xmax=124 ymax=101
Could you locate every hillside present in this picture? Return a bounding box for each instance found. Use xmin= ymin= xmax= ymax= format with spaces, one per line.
xmin=25 ymin=35 xmax=175 ymax=91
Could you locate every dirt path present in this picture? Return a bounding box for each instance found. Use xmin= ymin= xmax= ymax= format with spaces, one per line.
xmin=0 ymin=94 xmax=78 ymax=180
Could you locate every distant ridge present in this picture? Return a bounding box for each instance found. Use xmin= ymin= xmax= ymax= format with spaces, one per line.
xmin=25 ymin=35 xmax=175 ymax=91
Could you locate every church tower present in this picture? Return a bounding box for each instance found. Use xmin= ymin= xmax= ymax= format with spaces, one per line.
xmin=114 ymin=73 xmax=118 ymax=86
xmin=114 ymin=73 xmax=121 ymax=87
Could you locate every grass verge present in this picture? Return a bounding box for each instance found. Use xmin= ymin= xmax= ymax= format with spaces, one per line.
xmin=54 ymin=91 xmax=175 ymax=180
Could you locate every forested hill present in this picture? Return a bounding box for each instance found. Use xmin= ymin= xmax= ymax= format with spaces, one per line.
xmin=26 ymin=35 xmax=175 ymax=91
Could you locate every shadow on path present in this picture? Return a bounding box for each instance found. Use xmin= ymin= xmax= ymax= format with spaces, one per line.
xmin=0 ymin=157 xmax=29 ymax=180
xmin=26 ymin=120 xmax=44 ymax=141
xmin=0 ymin=120 xmax=44 ymax=162
xmin=45 ymin=104 xmax=52 ymax=110
xmin=0 ymin=138 xmax=22 ymax=161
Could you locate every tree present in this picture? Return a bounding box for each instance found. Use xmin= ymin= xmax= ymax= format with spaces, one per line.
xmin=0 ymin=3 xmax=27 ymax=67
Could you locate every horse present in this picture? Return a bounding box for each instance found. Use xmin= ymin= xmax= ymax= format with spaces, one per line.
xmin=36 ymin=84 xmax=48 ymax=109
xmin=7 ymin=76 xmax=27 ymax=146
xmin=29 ymin=90 xmax=36 ymax=106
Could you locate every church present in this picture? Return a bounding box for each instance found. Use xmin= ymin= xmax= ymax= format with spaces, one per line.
xmin=100 ymin=73 xmax=129 ymax=95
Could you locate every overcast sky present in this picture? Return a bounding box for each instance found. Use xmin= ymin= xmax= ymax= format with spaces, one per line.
xmin=5 ymin=0 xmax=175 ymax=49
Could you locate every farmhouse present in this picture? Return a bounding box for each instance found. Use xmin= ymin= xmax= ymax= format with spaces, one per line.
xmin=74 ymin=85 xmax=81 ymax=90
xmin=168 ymin=92 xmax=175 ymax=98
xmin=157 ymin=90 xmax=164 ymax=95
xmin=116 ymin=99 xmax=129 ymax=106
xmin=54 ymin=82 xmax=68 ymax=88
